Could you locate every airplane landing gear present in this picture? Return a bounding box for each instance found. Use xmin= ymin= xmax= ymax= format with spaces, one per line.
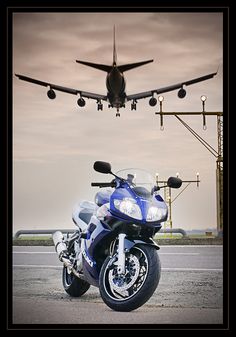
xmin=116 ymin=112 xmax=120 ymax=117
xmin=131 ymin=100 xmax=137 ymax=110
xmin=97 ymin=103 xmax=103 ymax=111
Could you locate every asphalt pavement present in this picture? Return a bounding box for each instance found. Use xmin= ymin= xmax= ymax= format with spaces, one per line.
xmin=12 ymin=245 xmax=223 ymax=325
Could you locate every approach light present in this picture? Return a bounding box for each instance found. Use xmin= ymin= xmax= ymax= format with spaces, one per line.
xmin=196 ymin=172 xmax=200 ymax=188
xmin=201 ymin=96 xmax=207 ymax=128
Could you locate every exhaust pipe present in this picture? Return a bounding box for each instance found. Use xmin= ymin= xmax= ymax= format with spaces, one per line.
xmin=60 ymin=256 xmax=82 ymax=279
xmin=52 ymin=230 xmax=85 ymax=280
xmin=52 ymin=231 xmax=67 ymax=261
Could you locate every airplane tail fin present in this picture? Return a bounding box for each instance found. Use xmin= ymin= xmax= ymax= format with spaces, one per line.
xmin=113 ymin=25 xmax=117 ymax=65
xmin=76 ymin=26 xmax=153 ymax=73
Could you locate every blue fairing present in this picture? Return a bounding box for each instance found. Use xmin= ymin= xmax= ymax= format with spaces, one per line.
xmin=155 ymin=194 xmax=164 ymax=202
xmin=82 ymin=215 xmax=111 ymax=285
xmin=95 ymin=189 xmax=112 ymax=206
xmin=110 ymin=181 xmax=167 ymax=225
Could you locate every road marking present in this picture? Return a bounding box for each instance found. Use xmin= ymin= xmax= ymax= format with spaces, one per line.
xmin=158 ymin=245 xmax=222 ymax=248
xmin=159 ymin=253 xmax=199 ymax=255
xmin=162 ymin=267 xmax=223 ymax=272
xmin=13 ymin=264 xmax=61 ymax=269
xmin=13 ymin=264 xmax=222 ymax=272
xmin=13 ymin=251 xmax=55 ymax=254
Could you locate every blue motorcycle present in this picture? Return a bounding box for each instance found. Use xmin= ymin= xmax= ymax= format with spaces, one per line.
xmin=52 ymin=161 xmax=182 ymax=311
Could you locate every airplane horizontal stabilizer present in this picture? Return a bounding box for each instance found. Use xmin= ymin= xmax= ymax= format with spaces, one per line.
xmin=76 ymin=60 xmax=112 ymax=73
xmin=118 ymin=59 xmax=153 ymax=73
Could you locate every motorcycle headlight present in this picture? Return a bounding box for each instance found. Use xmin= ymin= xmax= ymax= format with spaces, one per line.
xmin=147 ymin=206 xmax=167 ymax=222
xmin=114 ymin=198 xmax=142 ymax=220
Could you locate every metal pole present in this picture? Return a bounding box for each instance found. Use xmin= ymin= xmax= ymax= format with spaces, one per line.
xmin=216 ymin=115 xmax=223 ymax=236
xmin=168 ymin=187 xmax=172 ymax=230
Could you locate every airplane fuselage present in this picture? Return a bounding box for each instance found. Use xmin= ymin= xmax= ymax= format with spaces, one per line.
xmin=106 ymin=65 xmax=126 ymax=110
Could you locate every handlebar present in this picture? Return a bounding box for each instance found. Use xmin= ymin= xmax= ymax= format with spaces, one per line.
xmin=91 ymin=182 xmax=116 ymax=188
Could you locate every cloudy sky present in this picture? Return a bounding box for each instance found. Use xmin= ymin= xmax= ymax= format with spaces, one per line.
xmin=13 ymin=12 xmax=223 ymax=233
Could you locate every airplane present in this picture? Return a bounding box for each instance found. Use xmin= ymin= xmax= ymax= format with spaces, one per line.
xmin=15 ymin=27 xmax=217 ymax=117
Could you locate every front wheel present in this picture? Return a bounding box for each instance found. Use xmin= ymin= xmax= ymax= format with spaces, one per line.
xmin=99 ymin=244 xmax=161 ymax=311
xmin=62 ymin=266 xmax=90 ymax=297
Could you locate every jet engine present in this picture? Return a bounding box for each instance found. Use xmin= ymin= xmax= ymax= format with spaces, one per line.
xmin=47 ymin=89 xmax=56 ymax=99
xmin=149 ymin=97 xmax=157 ymax=106
xmin=77 ymin=98 xmax=86 ymax=107
xmin=178 ymin=88 xmax=186 ymax=98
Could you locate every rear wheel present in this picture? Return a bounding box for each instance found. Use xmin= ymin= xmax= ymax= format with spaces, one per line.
xmin=99 ymin=244 xmax=161 ymax=311
xmin=62 ymin=266 xmax=90 ymax=297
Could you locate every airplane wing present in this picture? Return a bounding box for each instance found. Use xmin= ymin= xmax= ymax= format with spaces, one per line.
xmin=126 ymin=72 xmax=217 ymax=101
xmin=15 ymin=74 xmax=107 ymax=101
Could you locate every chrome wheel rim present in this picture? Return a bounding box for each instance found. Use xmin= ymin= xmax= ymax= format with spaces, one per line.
xmin=103 ymin=247 xmax=148 ymax=301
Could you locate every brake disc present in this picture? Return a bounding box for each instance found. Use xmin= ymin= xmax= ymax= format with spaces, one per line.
xmin=108 ymin=254 xmax=140 ymax=292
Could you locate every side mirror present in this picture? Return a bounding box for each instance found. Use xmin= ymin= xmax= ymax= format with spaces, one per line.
xmin=93 ymin=161 xmax=111 ymax=174
xmin=167 ymin=177 xmax=182 ymax=189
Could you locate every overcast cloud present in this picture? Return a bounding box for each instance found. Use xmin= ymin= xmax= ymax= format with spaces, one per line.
xmin=13 ymin=12 xmax=223 ymax=232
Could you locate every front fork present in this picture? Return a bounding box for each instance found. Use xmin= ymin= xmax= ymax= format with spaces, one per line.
xmin=117 ymin=233 xmax=126 ymax=275
xmin=116 ymin=233 xmax=160 ymax=275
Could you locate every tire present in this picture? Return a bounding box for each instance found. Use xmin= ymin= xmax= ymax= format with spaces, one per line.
xmin=99 ymin=244 xmax=161 ymax=311
xmin=62 ymin=266 xmax=90 ymax=297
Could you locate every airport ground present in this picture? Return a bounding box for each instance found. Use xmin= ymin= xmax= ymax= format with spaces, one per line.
xmin=12 ymin=245 xmax=223 ymax=326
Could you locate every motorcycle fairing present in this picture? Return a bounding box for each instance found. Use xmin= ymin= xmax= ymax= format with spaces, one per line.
xmin=80 ymin=215 xmax=111 ymax=284
xmin=85 ymin=215 xmax=111 ymax=255
xmin=109 ymin=182 xmax=167 ymax=225
xmin=95 ymin=189 xmax=112 ymax=206
xmin=124 ymin=237 xmax=160 ymax=251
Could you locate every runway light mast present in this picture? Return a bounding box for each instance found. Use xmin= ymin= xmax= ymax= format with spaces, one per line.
xmin=156 ymin=173 xmax=200 ymax=234
xmin=155 ymin=97 xmax=223 ymax=236
xmin=201 ymin=95 xmax=207 ymax=130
